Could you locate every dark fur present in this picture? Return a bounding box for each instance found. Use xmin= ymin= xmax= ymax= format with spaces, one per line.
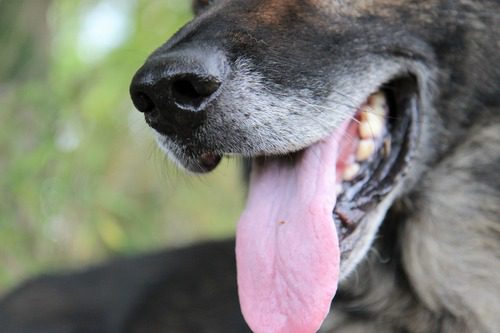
xmin=1 ymin=0 xmax=499 ymax=332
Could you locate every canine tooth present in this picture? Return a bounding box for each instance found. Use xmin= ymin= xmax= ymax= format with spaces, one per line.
xmin=342 ymin=163 xmax=360 ymax=181
xmin=356 ymin=139 xmax=375 ymax=161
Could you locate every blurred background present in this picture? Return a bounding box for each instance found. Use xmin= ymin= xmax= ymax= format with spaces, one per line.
xmin=0 ymin=0 xmax=244 ymax=293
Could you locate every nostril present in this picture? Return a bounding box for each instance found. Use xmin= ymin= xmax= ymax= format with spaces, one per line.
xmin=171 ymin=76 xmax=221 ymax=110
xmin=192 ymin=79 xmax=221 ymax=97
xmin=132 ymin=91 xmax=155 ymax=114
xmin=172 ymin=79 xmax=202 ymax=101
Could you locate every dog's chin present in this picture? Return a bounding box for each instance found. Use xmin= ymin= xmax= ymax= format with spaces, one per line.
xmin=155 ymin=75 xmax=419 ymax=278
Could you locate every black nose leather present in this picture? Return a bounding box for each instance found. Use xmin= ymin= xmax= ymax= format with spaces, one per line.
xmin=130 ymin=48 xmax=226 ymax=133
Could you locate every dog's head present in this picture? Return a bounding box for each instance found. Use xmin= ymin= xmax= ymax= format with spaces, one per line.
xmin=130 ymin=0 xmax=493 ymax=331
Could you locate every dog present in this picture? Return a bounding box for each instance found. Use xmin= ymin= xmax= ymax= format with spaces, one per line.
xmin=1 ymin=0 xmax=499 ymax=332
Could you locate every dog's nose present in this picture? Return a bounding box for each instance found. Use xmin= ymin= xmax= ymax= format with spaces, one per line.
xmin=130 ymin=48 xmax=226 ymax=132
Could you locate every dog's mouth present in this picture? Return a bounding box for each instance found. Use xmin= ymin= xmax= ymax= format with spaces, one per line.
xmin=149 ymin=73 xmax=419 ymax=331
xmin=333 ymin=77 xmax=417 ymax=256
xmin=235 ymin=76 xmax=419 ymax=332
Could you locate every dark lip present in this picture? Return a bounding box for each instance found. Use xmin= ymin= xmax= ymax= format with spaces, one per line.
xmin=154 ymin=134 xmax=223 ymax=173
xmin=333 ymin=76 xmax=419 ymax=246
xmin=194 ymin=152 xmax=223 ymax=172
xmin=175 ymin=150 xmax=223 ymax=173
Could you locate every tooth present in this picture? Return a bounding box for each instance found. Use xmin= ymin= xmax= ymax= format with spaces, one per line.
xmin=359 ymin=120 xmax=378 ymax=139
xmin=372 ymin=103 xmax=386 ymax=117
xmin=356 ymin=139 xmax=375 ymax=161
xmin=361 ymin=92 xmax=386 ymax=121
xmin=368 ymin=92 xmax=387 ymax=110
xmin=342 ymin=163 xmax=360 ymax=181
xmin=359 ymin=113 xmax=384 ymax=138
xmin=359 ymin=107 xmax=370 ymax=121
xmin=336 ymin=184 xmax=344 ymax=195
xmin=383 ymin=138 xmax=392 ymax=158
xmin=360 ymin=106 xmax=385 ymax=121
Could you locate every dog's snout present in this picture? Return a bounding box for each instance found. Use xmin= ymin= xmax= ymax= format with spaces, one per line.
xmin=130 ymin=48 xmax=226 ymax=132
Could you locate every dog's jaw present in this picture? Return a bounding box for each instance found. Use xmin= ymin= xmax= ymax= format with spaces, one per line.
xmin=338 ymin=181 xmax=403 ymax=278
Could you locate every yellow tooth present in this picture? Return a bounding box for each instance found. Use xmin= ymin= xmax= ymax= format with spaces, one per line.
xmin=360 ymin=92 xmax=386 ymax=121
xmin=342 ymin=163 xmax=360 ymax=181
xmin=359 ymin=107 xmax=370 ymax=121
xmin=359 ymin=120 xmax=376 ymax=139
xmin=356 ymin=139 xmax=376 ymax=161
xmin=360 ymin=107 xmax=385 ymax=122
xmin=368 ymin=91 xmax=387 ymax=110
xmin=359 ymin=113 xmax=384 ymax=138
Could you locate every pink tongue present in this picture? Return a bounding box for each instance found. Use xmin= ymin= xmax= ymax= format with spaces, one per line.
xmin=236 ymin=123 xmax=347 ymax=333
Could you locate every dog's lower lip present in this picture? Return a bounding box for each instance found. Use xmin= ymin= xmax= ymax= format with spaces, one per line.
xmin=198 ymin=152 xmax=222 ymax=171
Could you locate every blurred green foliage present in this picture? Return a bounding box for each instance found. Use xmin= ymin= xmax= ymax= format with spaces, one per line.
xmin=0 ymin=0 xmax=244 ymax=291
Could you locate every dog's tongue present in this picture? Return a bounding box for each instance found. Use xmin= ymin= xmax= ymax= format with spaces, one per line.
xmin=236 ymin=124 xmax=347 ymax=333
